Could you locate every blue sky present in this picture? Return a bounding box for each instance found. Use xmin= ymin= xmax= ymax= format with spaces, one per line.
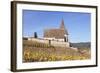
xmin=22 ymin=10 xmax=91 ymax=43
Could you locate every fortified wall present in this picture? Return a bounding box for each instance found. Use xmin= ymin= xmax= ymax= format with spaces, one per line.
xmin=28 ymin=37 xmax=70 ymax=48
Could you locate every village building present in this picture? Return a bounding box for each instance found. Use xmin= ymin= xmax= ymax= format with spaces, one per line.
xmin=44 ymin=19 xmax=69 ymax=42
xmin=28 ymin=19 xmax=70 ymax=47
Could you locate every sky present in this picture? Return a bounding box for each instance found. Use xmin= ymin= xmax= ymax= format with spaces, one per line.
xmin=22 ymin=10 xmax=91 ymax=43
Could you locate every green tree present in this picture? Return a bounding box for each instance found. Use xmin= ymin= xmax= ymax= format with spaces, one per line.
xmin=34 ymin=32 xmax=38 ymax=38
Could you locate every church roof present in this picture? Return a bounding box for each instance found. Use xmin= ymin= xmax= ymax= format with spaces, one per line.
xmin=44 ymin=19 xmax=68 ymax=39
xmin=44 ymin=29 xmax=67 ymax=39
xmin=60 ymin=19 xmax=68 ymax=34
xmin=60 ymin=19 xmax=65 ymax=29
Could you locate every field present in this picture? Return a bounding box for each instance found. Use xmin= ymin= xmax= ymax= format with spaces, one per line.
xmin=23 ymin=40 xmax=91 ymax=62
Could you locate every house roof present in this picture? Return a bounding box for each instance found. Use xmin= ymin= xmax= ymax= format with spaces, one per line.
xmin=44 ymin=29 xmax=68 ymax=39
xmin=44 ymin=19 xmax=68 ymax=39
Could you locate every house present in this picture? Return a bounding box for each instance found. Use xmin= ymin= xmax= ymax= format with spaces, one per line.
xmin=28 ymin=19 xmax=70 ymax=47
xmin=44 ymin=19 xmax=69 ymax=42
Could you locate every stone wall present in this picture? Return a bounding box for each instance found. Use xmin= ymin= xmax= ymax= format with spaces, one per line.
xmin=44 ymin=37 xmax=64 ymax=42
xmin=28 ymin=38 xmax=49 ymax=44
xmin=51 ymin=40 xmax=70 ymax=47
xmin=28 ymin=37 xmax=70 ymax=47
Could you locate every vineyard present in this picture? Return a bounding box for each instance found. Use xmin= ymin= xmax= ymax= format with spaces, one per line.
xmin=23 ymin=40 xmax=91 ymax=62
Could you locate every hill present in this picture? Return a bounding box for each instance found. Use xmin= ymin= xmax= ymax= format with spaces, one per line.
xmin=70 ymin=42 xmax=91 ymax=49
xmin=23 ymin=40 xmax=91 ymax=62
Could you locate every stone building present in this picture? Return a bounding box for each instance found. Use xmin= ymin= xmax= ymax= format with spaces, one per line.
xmin=44 ymin=19 xmax=69 ymax=43
xmin=28 ymin=19 xmax=70 ymax=47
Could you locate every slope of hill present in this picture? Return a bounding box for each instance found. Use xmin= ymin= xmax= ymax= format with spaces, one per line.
xmin=23 ymin=40 xmax=91 ymax=62
xmin=70 ymin=42 xmax=91 ymax=49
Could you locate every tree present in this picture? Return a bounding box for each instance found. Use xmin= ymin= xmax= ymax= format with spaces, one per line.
xmin=34 ymin=32 xmax=38 ymax=38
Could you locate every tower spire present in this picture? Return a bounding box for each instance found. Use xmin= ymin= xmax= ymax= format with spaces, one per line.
xmin=60 ymin=18 xmax=68 ymax=35
xmin=60 ymin=19 xmax=65 ymax=29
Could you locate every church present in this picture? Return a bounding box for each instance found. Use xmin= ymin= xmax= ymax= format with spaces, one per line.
xmin=44 ymin=19 xmax=69 ymax=43
xmin=28 ymin=19 xmax=70 ymax=47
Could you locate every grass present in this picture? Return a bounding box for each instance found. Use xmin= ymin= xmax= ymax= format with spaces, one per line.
xmin=23 ymin=40 xmax=91 ymax=62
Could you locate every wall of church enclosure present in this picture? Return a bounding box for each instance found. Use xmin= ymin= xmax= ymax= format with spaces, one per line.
xmin=50 ymin=40 xmax=70 ymax=47
xmin=28 ymin=38 xmax=70 ymax=47
xmin=44 ymin=38 xmax=65 ymax=42
xmin=28 ymin=38 xmax=49 ymax=44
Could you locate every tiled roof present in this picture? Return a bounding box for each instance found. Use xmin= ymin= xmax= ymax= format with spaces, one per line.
xmin=44 ymin=29 xmax=68 ymax=39
xmin=43 ymin=19 xmax=68 ymax=39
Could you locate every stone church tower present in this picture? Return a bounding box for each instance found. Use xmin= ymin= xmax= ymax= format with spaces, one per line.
xmin=60 ymin=19 xmax=69 ymax=42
